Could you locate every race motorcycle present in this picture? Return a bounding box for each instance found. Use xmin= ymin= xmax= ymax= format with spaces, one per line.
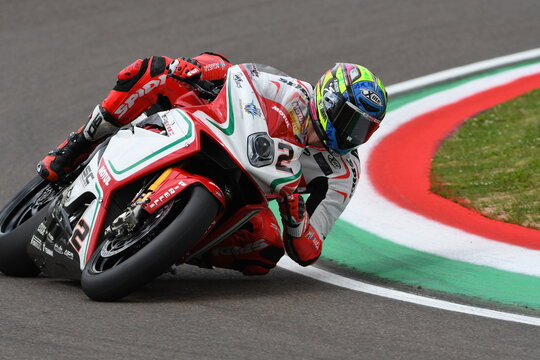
xmin=0 ymin=64 xmax=306 ymax=301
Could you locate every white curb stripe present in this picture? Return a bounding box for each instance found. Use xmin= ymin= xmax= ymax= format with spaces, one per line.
xmin=279 ymin=257 xmax=540 ymax=327
xmin=341 ymin=62 xmax=540 ymax=277
xmin=387 ymin=47 xmax=540 ymax=95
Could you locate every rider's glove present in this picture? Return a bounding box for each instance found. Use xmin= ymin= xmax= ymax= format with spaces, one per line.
xmin=278 ymin=194 xmax=309 ymax=238
xmin=278 ymin=194 xmax=323 ymax=266
xmin=168 ymin=57 xmax=202 ymax=81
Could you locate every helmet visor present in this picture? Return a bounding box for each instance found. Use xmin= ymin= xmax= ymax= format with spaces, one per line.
xmin=327 ymin=95 xmax=380 ymax=150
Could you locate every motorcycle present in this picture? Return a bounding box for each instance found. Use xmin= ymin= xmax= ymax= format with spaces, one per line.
xmin=0 ymin=64 xmax=306 ymax=301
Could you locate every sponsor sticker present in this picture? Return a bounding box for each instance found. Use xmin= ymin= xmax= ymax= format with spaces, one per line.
xmin=63 ymin=249 xmax=74 ymax=260
xmin=30 ymin=235 xmax=42 ymax=250
xmin=278 ymin=77 xmax=309 ymax=98
xmin=327 ymin=155 xmax=341 ymax=169
xmin=313 ymin=152 xmax=333 ymax=176
xmin=203 ymin=61 xmax=225 ymax=72
xmin=233 ymin=74 xmax=243 ymax=88
xmin=42 ymin=244 xmax=54 ymax=257
xmin=272 ymin=105 xmax=290 ymax=128
xmin=162 ymin=115 xmax=175 ymax=136
xmin=149 ymin=181 xmax=187 ymax=209
xmin=81 ymin=166 xmax=95 ymax=187
xmin=114 ymin=75 xmax=167 ymax=119
xmin=98 ymin=165 xmax=112 ymax=186
xmin=37 ymin=222 xmax=47 ymax=236
xmin=247 ymin=64 xmax=259 ymax=78
xmin=361 ymin=89 xmax=382 ymax=106
xmin=290 ymin=100 xmax=307 ymax=135
xmin=244 ymin=100 xmax=262 ymax=120
xmin=54 ymin=244 xmax=63 ymax=255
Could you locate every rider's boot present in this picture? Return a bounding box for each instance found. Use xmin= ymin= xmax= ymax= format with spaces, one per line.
xmin=37 ymin=105 xmax=119 ymax=182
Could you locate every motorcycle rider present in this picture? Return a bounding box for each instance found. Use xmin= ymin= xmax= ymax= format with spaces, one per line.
xmin=37 ymin=53 xmax=387 ymax=275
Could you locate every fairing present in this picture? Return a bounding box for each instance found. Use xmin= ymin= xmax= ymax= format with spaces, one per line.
xmin=29 ymin=64 xmax=309 ymax=276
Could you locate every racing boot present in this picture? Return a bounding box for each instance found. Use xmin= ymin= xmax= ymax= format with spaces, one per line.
xmin=37 ymin=105 xmax=119 ymax=182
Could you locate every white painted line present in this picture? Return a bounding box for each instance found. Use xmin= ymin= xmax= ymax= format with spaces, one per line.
xmin=278 ymin=257 xmax=540 ymax=327
xmin=386 ymin=47 xmax=540 ymax=95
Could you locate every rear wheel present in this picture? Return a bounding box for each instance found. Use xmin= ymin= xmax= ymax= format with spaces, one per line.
xmin=0 ymin=176 xmax=61 ymax=276
xmin=81 ymin=185 xmax=219 ymax=301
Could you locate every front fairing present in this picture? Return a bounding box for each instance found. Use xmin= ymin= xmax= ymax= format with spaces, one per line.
xmin=53 ymin=111 xmax=198 ymax=268
xmin=186 ymin=64 xmax=306 ymax=197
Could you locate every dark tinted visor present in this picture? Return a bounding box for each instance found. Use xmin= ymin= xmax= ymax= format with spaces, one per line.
xmin=327 ymin=97 xmax=380 ymax=149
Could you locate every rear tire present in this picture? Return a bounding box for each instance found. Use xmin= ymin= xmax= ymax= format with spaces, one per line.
xmin=0 ymin=177 xmax=59 ymax=276
xmin=81 ymin=185 xmax=219 ymax=301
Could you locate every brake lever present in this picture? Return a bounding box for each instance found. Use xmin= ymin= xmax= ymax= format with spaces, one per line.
xmin=167 ymin=74 xmax=219 ymax=100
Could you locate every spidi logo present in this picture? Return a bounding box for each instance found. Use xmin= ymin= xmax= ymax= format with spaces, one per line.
xmin=114 ymin=74 xmax=167 ymax=119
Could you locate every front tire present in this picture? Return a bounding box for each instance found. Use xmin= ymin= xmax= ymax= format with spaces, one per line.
xmin=81 ymin=185 xmax=219 ymax=301
xmin=0 ymin=176 xmax=60 ymax=276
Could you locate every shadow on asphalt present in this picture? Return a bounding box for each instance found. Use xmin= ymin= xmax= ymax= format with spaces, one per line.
xmin=34 ymin=266 xmax=324 ymax=303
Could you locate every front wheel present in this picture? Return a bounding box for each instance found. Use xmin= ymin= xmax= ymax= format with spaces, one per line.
xmin=0 ymin=176 xmax=61 ymax=276
xmin=81 ymin=185 xmax=219 ymax=301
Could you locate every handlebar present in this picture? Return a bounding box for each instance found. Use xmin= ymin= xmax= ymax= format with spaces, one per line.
xmin=167 ymin=74 xmax=221 ymax=100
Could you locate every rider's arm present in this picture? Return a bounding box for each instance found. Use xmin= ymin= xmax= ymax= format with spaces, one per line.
xmin=99 ymin=53 xmax=231 ymax=126
xmin=279 ymin=150 xmax=360 ymax=266
xmin=306 ymin=150 xmax=360 ymax=238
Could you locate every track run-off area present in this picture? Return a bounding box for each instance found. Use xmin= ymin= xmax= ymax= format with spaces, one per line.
xmin=288 ymin=49 xmax=540 ymax=323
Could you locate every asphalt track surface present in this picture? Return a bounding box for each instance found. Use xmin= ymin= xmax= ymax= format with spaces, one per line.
xmin=1 ymin=1 xmax=539 ymax=359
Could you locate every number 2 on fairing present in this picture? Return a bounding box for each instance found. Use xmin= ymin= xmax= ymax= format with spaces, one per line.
xmin=70 ymin=219 xmax=90 ymax=252
xmin=276 ymin=142 xmax=293 ymax=173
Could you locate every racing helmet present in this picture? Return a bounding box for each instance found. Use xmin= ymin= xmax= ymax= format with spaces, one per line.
xmin=309 ymin=63 xmax=387 ymax=155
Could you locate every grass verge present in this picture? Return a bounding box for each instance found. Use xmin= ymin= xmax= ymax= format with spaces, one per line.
xmin=431 ymin=88 xmax=540 ymax=230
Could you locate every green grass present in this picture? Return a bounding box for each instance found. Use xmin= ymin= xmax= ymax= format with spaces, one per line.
xmin=430 ymin=89 xmax=540 ymax=230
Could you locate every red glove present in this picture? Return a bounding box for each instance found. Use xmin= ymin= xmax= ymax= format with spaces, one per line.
xmin=168 ymin=57 xmax=202 ymax=81
xmin=278 ymin=194 xmax=309 ymax=238
xmin=278 ymin=194 xmax=323 ymax=266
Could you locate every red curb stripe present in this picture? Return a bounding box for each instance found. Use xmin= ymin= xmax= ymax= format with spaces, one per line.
xmin=369 ymin=73 xmax=540 ymax=249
